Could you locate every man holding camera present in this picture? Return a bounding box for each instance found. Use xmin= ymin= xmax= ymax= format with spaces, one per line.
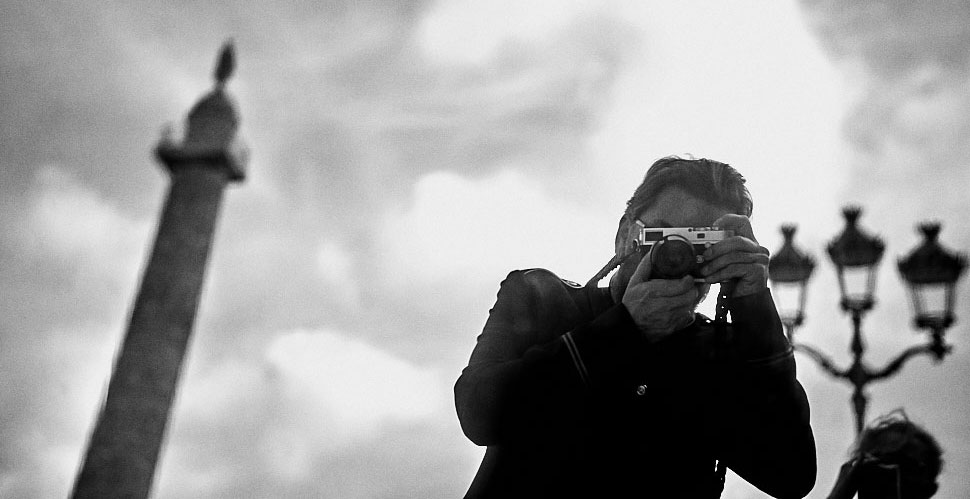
xmin=455 ymin=157 xmax=816 ymax=498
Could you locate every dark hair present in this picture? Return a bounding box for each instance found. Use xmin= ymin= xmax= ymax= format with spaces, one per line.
xmin=624 ymin=156 xmax=753 ymax=220
xmin=854 ymin=410 xmax=943 ymax=498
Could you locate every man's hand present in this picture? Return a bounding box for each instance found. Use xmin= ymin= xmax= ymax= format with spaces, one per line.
xmin=701 ymin=214 xmax=770 ymax=297
xmin=622 ymin=252 xmax=699 ymax=343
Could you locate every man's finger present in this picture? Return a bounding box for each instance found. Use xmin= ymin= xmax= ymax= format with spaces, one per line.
xmin=713 ymin=213 xmax=757 ymax=242
xmin=702 ymin=250 xmax=769 ymax=275
xmin=702 ymin=237 xmax=768 ymax=261
xmin=704 ymin=263 xmax=767 ymax=284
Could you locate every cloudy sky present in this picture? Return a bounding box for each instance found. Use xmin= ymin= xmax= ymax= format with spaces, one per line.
xmin=2 ymin=0 xmax=969 ymax=497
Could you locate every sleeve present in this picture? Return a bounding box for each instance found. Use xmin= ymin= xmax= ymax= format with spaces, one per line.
xmin=717 ymin=289 xmax=817 ymax=499
xmin=454 ymin=270 xmax=644 ymax=446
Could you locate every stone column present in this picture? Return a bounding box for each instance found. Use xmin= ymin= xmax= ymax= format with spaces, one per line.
xmin=72 ymin=42 xmax=247 ymax=499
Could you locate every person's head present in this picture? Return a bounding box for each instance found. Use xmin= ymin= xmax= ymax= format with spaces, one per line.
xmin=623 ymin=156 xmax=753 ymax=224
xmin=853 ymin=411 xmax=943 ymax=499
xmin=608 ymin=156 xmax=752 ymax=301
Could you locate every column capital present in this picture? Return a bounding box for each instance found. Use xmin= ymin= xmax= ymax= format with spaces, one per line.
xmin=155 ymin=41 xmax=247 ymax=182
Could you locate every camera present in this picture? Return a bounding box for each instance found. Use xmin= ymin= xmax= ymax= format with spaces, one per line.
xmin=632 ymin=221 xmax=733 ymax=279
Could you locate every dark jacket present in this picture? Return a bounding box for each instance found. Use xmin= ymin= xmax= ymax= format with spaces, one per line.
xmin=455 ymin=269 xmax=816 ymax=498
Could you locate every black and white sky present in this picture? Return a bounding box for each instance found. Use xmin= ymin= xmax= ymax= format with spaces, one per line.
xmin=2 ymin=0 xmax=969 ymax=497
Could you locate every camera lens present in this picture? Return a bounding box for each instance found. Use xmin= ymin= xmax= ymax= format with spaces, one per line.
xmin=650 ymin=235 xmax=696 ymax=279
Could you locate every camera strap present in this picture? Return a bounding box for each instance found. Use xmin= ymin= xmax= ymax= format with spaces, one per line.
xmin=585 ymin=243 xmax=643 ymax=287
xmin=586 ymin=253 xmax=624 ymax=287
xmin=710 ymin=281 xmax=734 ymax=497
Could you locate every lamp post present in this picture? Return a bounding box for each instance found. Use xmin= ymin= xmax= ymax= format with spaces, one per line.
xmin=768 ymin=207 xmax=966 ymax=435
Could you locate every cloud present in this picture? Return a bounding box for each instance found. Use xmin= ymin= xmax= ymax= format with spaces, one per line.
xmin=171 ymin=329 xmax=447 ymax=446
xmin=799 ymin=0 xmax=970 ymax=158
xmin=796 ymin=0 xmax=970 ymax=241
xmin=265 ymin=329 xmax=445 ymax=433
xmin=796 ymin=0 xmax=970 ymax=254
xmin=259 ymin=8 xmax=637 ymax=233
xmin=315 ymin=240 xmax=363 ymax=311
xmin=364 ymin=168 xmax=618 ymax=363
xmin=0 ymin=165 xmax=151 ymax=346
xmin=22 ymin=166 xmax=152 ymax=287
xmin=380 ymin=168 xmax=613 ymax=287
xmin=152 ymin=328 xmax=454 ymax=497
xmin=417 ymin=0 xmax=602 ymax=64
xmin=800 ymin=0 xmax=970 ymax=73
xmin=0 ymin=167 xmax=152 ymax=496
xmin=0 ymin=324 xmax=125 ymax=498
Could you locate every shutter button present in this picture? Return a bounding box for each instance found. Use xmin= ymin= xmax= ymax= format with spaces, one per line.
xmin=635 ymin=384 xmax=648 ymax=396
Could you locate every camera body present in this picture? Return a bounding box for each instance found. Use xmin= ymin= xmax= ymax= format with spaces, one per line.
xmin=633 ymin=221 xmax=734 ymax=279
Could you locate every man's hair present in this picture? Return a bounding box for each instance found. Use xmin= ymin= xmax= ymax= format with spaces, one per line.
xmin=853 ymin=410 xmax=943 ymax=498
xmin=624 ymin=156 xmax=753 ymax=220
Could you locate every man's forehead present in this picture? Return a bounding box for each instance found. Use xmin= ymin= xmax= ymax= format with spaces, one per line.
xmin=636 ymin=213 xmax=726 ymax=228
xmin=633 ymin=187 xmax=732 ymax=227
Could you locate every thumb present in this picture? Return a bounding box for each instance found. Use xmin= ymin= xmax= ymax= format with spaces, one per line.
xmin=627 ymin=248 xmax=653 ymax=288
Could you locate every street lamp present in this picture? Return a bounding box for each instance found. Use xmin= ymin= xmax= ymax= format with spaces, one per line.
xmin=827 ymin=206 xmax=884 ymax=313
xmin=767 ymin=224 xmax=815 ymax=338
xmin=898 ymin=222 xmax=968 ymax=359
xmin=768 ymin=207 xmax=966 ymax=435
